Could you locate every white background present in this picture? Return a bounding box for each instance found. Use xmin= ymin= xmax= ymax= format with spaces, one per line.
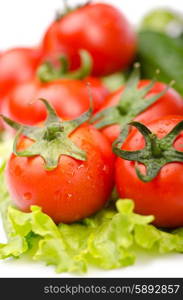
xmin=0 ymin=0 xmax=183 ymax=278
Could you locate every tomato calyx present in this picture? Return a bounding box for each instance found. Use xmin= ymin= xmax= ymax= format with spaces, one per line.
xmin=1 ymin=99 xmax=93 ymax=170
xmin=113 ymin=121 xmax=183 ymax=182
xmin=55 ymin=0 xmax=92 ymax=21
xmin=37 ymin=50 xmax=92 ymax=83
xmin=91 ymin=64 xmax=169 ymax=130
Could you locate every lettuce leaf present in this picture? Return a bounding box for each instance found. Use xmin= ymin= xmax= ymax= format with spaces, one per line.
xmin=1 ymin=199 xmax=183 ymax=274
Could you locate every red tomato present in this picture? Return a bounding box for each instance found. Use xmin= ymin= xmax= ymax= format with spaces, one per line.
xmin=97 ymin=81 xmax=183 ymax=144
xmin=6 ymin=124 xmax=114 ymax=223
xmin=115 ymin=115 xmax=183 ymax=228
xmin=41 ymin=21 xmax=80 ymax=70
xmin=41 ymin=3 xmax=136 ymax=76
xmin=0 ymin=48 xmax=42 ymax=100
xmin=2 ymin=77 xmax=109 ymax=126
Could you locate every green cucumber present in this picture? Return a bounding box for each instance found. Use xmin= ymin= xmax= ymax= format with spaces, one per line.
xmin=138 ymin=31 xmax=183 ymax=95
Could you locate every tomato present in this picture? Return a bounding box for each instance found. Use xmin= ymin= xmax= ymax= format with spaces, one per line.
xmin=96 ymin=80 xmax=183 ymax=144
xmin=41 ymin=21 xmax=80 ymax=70
xmin=115 ymin=115 xmax=183 ymax=228
xmin=41 ymin=3 xmax=136 ymax=76
xmin=2 ymin=76 xmax=109 ymax=126
xmin=5 ymin=100 xmax=114 ymax=223
xmin=0 ymin=47 xmax=42 ymax=101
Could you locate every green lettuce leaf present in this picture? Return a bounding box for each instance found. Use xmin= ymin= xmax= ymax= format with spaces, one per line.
xmin=1 ymin=199 xmax=183 ymax=274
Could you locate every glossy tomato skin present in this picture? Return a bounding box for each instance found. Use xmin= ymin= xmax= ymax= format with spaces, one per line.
xmin=116 ymin=115 xmax=183 ymax=228
xmin=41 ymin=21 xmax=80 ymax=70
xmin=6 ymin=125 xmax=115 ymax=223
xmin=98 ymin=81 xmax=183 ymax=144
xmin=42 ymin=3 xmax=136 ymax=76
xmin=2 ymin=77 xmax=109 ymax=126
xmin=0 ymin=48 xmax=42 ymax=101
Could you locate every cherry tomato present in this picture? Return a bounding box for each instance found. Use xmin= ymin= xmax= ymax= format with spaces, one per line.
xmin=97 ymin=81 xmax=183 ymax=144
xmin=115 ymin=115 xmax=183 ymax=228
xmin=41 ymin=21 xmax=80 ymax=70
xmin=0 ymin=47 xmax=42 ymax=101
xmin=2 ymin=77 xmax=109 ymax=126
xmin=41 ymin=3 xmax=136 ymax=76
xmin=6 ymin=124 xmax=114 ymax=223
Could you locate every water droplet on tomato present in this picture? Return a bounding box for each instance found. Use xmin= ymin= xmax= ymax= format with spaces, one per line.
xmin=78 ymin=164 xmax=84 ymax=170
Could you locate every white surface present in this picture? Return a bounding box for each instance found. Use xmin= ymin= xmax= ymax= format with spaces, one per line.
xmin=1 ymin=252 xmax=183 ymax=278
xmin=1 ymin=0 xmax=183 ymax=278
xmin=0 ymin=0 xmax=183 ymax=50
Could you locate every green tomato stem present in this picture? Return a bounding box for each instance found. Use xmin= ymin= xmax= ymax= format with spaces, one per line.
xmin=1 ymin=99 xmax=93 ymax=170
xmin=37 ymin=50 xmax=93 ymax=83
xmin=91 ymin=64 xmax=169 ymax=132
xmin=113 ymin=121 xmax=183 ymax=182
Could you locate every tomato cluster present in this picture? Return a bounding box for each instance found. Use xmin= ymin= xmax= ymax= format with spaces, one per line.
xmin=2 ymin=2 xmax=183 ymax=227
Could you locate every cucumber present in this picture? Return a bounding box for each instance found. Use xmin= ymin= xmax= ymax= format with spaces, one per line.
xmin=138 ymin=31 xmax=183 ymax=95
